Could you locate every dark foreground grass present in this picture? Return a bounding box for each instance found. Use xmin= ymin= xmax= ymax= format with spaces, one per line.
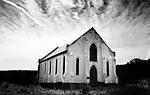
xmin=112 ymin=87 xmax=150 ymax=95
xmin=106 ymin=85 xmax=150 ymax=95
xmin=0 ymin=82 xmax=150 ymax=95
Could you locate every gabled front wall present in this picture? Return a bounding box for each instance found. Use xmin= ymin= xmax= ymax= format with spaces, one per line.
xmin=66 ymin=29 xmax=118 ymax=84
xmin=67 ymin=29 xmax=104 ymax=83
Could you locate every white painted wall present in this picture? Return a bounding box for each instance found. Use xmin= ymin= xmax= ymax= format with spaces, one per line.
xmin=101 ymin=43 xmax=118 ymax=83
xmin=66 ymin=29 xmax=104 ymax=83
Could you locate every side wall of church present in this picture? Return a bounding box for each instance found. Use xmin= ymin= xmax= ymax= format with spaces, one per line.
xmin=39 ymin=53 xmax=68 ymax=83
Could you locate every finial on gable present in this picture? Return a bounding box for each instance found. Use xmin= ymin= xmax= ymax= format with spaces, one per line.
xmin=91 ymin=27 xmax=95 ymax=30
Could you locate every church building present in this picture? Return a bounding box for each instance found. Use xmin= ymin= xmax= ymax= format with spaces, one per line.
xmin=38 ymin=27 xmax=118 ymax=88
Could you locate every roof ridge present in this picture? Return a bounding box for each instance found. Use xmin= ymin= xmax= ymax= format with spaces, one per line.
xmin=40 ymin=46 xmax=58 ymax=61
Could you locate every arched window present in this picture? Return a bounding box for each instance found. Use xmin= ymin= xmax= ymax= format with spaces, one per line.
xmin=55 ymin=59 xmax=57 ymax=75
xmin=76 ymin=58 xmax=79 ymax=75
xmin=63 ymin=56 xmax=65 ymax=74
xmin=42 ymin=63 xmax=44 ymax=75
xmin=90 ymin=43 xmax=97 ymax=61
xmin=107 ymin=61 xmax=109 ymax=77
xmin=45 ymin=62 xmax=47 ymax=75
xmin=40 ymin=64 xmax=42 ymax=76
xmin=49 ymin=61 xmax=51 ymax=75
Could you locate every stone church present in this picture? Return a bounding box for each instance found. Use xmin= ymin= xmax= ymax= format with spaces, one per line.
xmin=38 ymin=27 xmax=118 ymax=88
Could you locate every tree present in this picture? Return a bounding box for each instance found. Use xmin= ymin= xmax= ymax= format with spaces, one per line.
xmin=117 ymin=58 xmax=150 ymax=84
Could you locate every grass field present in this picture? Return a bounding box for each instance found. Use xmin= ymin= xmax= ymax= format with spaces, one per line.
xmin=0 ymin=82 xmax=150 ymax=95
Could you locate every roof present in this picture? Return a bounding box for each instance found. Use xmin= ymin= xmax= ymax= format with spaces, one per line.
xmin=40 ymin=44 xmax=68 ymax=62
xmin=39 ymin=27 xmax=95 ymax=62
xmin=39 ymin=27 xmax=114 ymax=63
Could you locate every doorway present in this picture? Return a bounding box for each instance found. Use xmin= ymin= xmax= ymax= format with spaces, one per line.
xmin=90 ymin=65 xmax=97 ymax=84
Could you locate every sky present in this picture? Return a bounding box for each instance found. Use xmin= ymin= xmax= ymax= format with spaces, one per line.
xmin=0 ymin=0 xmax=150 ymax=70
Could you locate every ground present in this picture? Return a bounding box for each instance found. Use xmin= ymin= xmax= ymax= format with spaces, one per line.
xmin=0 ymin=82 xmax=150 ymax=95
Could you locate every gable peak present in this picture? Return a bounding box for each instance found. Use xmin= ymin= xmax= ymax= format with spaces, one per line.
xmin=89 ymin=27 xmax=96 ymax=31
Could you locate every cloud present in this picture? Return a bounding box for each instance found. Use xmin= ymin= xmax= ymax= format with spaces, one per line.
xmin=0 ymin=0 xmax=150 ymax=69
xmin=1 ymin=0 xmax=150 ymax=33
xmin=0 ymin=0 xmax=21 ymax=30
xmin=3 ymin=0 xmax=45 ymax=28
xmin=98 ymin=20 xmax=150 ymax=48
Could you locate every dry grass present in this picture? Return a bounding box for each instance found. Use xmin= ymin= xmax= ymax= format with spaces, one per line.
xmin=0 ymin=82 xmax=150 ymax=95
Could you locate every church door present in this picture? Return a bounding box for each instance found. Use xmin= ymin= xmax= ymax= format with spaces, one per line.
xmin=90 ymin=66 xmax=97 ymax=84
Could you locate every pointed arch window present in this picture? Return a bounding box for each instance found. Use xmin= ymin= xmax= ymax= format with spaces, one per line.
xmin=55 ymin=59 xmax=58 ymax=75
xmin=40 ymin=64 xmax=42 ymax=76
xmin=107 ymin=61 xmax=109 ymax=77
xmin=90 ymin=43 xmax=97 ymax=61
xmin=63 ymin=56 xmax=65 ymax=74
xmin=76 ymin=58 xmax=79 ymax=75
xmin=42 ymin=63 xmax=44 ymax=75
xmin=49 ymin=61 xmax=51 ymax=75
xmin=44 ymin=62 xmax=47 ymax=75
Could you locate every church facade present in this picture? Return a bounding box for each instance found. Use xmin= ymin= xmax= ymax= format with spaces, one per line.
xmin=38 ymin=27 xmax=118 ymax=86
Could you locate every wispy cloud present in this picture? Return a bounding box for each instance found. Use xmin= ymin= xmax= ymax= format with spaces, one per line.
xmin=2 ymin=0 xmax=45 ymax=28
xmin=0 ymin=0 xmax=150 ymax=69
